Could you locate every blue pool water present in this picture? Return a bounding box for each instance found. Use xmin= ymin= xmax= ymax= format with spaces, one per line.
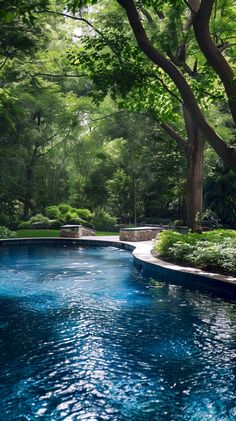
xmin=0 ymin=244 xmax=236 ymax=420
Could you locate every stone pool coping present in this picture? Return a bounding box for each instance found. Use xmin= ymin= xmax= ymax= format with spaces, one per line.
xmin=1 ymin=236 xmax=236 ymax=299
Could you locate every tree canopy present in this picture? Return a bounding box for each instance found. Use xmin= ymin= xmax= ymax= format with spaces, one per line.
xmin=0 ymin=0 xmax=236 ymax=231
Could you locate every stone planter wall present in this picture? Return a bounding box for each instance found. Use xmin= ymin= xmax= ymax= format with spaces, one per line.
xmin=120 ymin=227 xmax=162 ymax=242
xmin=60 ymin=225 xmax=96 ymax=238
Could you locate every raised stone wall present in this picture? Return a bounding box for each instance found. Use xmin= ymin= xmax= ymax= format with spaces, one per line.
xmin=120 ymin=227 xmax=162 ymax=242
xmin=60 ymin=225 xmax=96 ymax=238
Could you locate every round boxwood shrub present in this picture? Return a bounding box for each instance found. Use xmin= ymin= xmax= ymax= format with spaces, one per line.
xmin=58 ymin=204 xmax=73 ymax=215
xmin=44 ymin=205 xmax=62 ymax=220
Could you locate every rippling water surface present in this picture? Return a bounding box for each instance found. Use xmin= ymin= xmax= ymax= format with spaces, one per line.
xmin=0 ymin=244 xmax=236 ymax=420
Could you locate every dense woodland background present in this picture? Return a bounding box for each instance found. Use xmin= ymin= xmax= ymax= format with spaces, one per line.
xmin=1 ymin=0 xmax=236 ymax=232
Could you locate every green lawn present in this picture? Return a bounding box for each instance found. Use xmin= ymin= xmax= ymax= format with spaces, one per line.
xmin=16 ymin=229 xmax=118 ymax=238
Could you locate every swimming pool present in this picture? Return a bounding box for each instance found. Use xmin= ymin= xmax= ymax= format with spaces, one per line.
xmin=0 ymin=243 xmax=236 ymax=420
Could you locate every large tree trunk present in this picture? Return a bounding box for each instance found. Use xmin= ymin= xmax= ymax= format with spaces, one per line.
xmin=161 ymin=117 xmax=204 ymax=232
xmin=186 ymin=135 xmax=204 ymax=232
xmin=184 ymin=109 xmax=205 ymax=232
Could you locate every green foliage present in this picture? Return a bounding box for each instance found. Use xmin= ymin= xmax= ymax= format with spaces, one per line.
xmin=204 ymin=164 xmax=236 ymax=227
xmin=64 ymin=211 xmax=85 ymax=224
xmin=93 ymin=210 xmax=116 ymax=231
xmin=58 ymin=204 xmax=74 ymax=214
xmin=156 ymin=229 xmax=236 ymax=275
xmin=66 ymin=0 xmax=98 ymax=13
xmin=44 ymin=205 xmax=62 ymax=220
xmin=43 ymin=204 xmax=94 ymax=226
xmin=30 ymin=214 xmax=51 ymax=227
xmin=137 ymin=0 xmax=183 ymax=7
xmin=77 ymin=208 xmax=93 ymax=221
xmin=0 ymin=225 xmax=16 ymax=239
xmin=18 ymin=221 xmax=32 ymax=229
xmin=0 ymin=213 xmax=10 ymax=227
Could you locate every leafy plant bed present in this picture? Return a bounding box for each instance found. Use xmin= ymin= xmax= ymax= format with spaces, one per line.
xmin=155 ymin=229 xmax=236 ymax=276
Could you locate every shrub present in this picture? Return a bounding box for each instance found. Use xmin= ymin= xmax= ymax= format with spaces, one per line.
xmin=63 ymin=211 xmax=85 ymax=224
xmin=70 ymin=217 xmax=86 ymax=225
xmin=93 ymin=210 xmax=116 ymax=231
xmin=30 ymin=214 xmax=50 ymax=228
xmin=58 ymin=204 xmax=73 ymax=214
xmin=18 ymin=221 xmax=32 ymax=229
xmin=49 ymin=219 xmax=65 ymax=229
xmin=64 ymin=211 xmax=76 ymax=222
xmin=155 ymin=229 xmax=236 ymax=276
xmin=77 ymin=208 xmax=93 ymax=221
xmin=0 ymin=213 xmax=10 ymax=227
xmin=0 ymin=226 xmax=16 ymax=239
xmin=44 ymin=205 xmax=62 ymax=220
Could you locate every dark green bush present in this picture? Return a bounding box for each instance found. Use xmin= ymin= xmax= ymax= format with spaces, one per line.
xmin=93 ymin=210 xmax=116 ymax=231
xmin=18 ymin=221 xmax=32 ymax=229
xmin=77 ymin=208 xmax=93 ymax=221
xmin=0 ymin=213 xmax=10 ymax=227
xmin=58 ymin=204 xmax=73 ymax=214
xmin=44 ymin=204 xmax=97 ymax=227
xmin=49 ymin=219 xmax=65 ymax=229
xmin=44 ymin=206 xmax=62 ymax=220
xmin=0 ymin=226 xmax=16 ymax=239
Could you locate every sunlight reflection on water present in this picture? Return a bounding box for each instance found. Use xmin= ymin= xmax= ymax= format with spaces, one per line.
xmin=0 ymin=244 xmax=235 ymax=420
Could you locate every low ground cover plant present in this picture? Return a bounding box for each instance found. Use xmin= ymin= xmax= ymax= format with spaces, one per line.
xmin=155 ymin=229 xmax=236 ymax=276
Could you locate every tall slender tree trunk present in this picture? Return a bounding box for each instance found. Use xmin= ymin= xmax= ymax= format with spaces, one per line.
xmin=23 ymin=164 xmax=34 ymax=220
xmin=127 ymin=137 xmax=137 ymax=225
xmin=184 ymin=109 xmax=205 ymax=232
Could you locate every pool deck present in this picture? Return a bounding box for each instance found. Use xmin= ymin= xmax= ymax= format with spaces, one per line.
xmin=1 ymin=235 xmax=236 ymax=298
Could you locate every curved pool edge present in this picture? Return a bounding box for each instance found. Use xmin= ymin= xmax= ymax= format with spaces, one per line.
xmin=1 ymin=236 xmax=236 ymax=299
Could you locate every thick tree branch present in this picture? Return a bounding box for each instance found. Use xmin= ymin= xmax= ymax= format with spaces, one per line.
xmin=140 ymin=6 xmax=155 ymax=24
xmin=116 ymin=0 xmax=236 ymax=170
xmin=161 ymin=123 xmax=189 ymax=154
xmin=0 ymin=56 xmax=9 ymax=70
xmin=192 ymin=0 xmax=236 ymax=124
